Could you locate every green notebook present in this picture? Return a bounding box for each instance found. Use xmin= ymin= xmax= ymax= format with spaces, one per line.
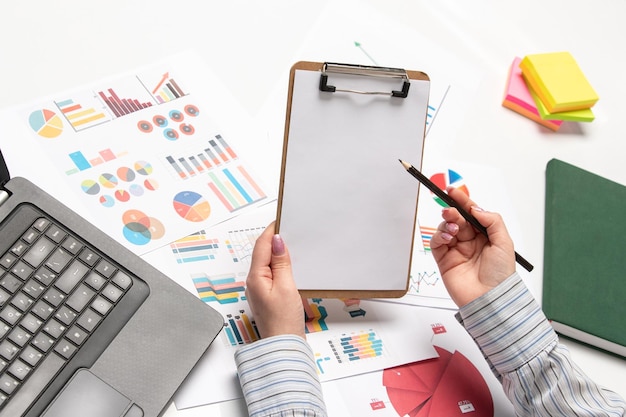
xmin=543 ymin=159 xmax=626 ymax=357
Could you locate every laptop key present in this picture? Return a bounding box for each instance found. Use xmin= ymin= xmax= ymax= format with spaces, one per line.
xmin=102 ymin=284 xmax=123 ymax=303
xmin=44 ymin=225 xmax=66 ymax=244
xmin=91 ymin=296 xmax=112 ymax=315
xmin=45 ymin=248 xmax=72 ymax=274
xmin=0 ymin=373 xmax=19 ymax=395
xmin=0 ymin=305 xmax=22 ymax=325
xmin=23 ymin=236 xmax=55 ymax=268
xmin=61 ymin=237 xmax=82 ymax=255
xmin=33 ymin=267 xmax=57 ymax=287
xmin=32 ymin=218 xmax=50 ymax=233
xmin=78 ymin=248 xmax=99 ymax=267
xmin=54 ymin=340 xmax=77 ymax=359
xmin=10 ymin=292 xmax=33 ymax=313
xmin=54 ymin=306 xmax=77 ymax=326
xmin=19 ymin=346 xmax=43 ymax=367
xmin=0 ymin=341 xmax=19 ymax=362
xmin=22 ymin=279 xmax=46 ymax=298
xmin=31 ymin=300 xmax=54 ymax=321
xmin=65 ymin=325 xmax=88 ymax=346
xmin=0 ymin=274 xmax=21 ymax=294
xmin=42 ymin=288 xmax=65 ymax=307
xmin=20 ymin=229 xmax=39 ymax=245
xmin=84 ymin=271 xmax=106 ymax=291
xmin=112 ymin=271 xmax=132 ymax=290
xmin=0 ymin=253 xmax=17 ymax=270
xmin=7 ymin=327 xmax=31 ymax=348
xmin=8 ymin=360 xmax=32 ymax=381
xmin=43 ymin=319 xmax=66 ymax=339
xmin=31 ymin=333 xmax=55 ymax=353
xmin=94 ymin=260 xmax=115 ymax=278
xmin=76 ymin=309 xmax=102 ymax=332
xmin=20 ymin=313 xmax=43 ymax=334
xmin=55 ymin=260 xmax=88 ymax=294
xmin=66 ymin=284 xmax=95 ymax=312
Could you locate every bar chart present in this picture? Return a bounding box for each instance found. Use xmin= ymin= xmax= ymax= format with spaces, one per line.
xmin=419 ymin=224 xmax=436 ymax=251
xmin=222 ymin=309 xmax=261 ymax=346
xmin=170 ymin=231 xmax=220 ymax=264
xmin=303 ymin=300 xmax=329 ymax=333
xmin=56 ymin=91 xmax=112 ymax=131
xmin=98 ymin=87 xmax=153 ymax=117
xmin=148 ymin=72 xmax=187 ymax=103
xmin=164 ymin=135 xmax=239 ymax=180
xmin=191 ymin=272 xmax=246 ymax=304
xmin=66 ymin=148 xmax=128 ymax=175
xmin=207 ymin=166 xmax=267 ymax=212
xmin=329 ymin=330 xmax=384 ymax=363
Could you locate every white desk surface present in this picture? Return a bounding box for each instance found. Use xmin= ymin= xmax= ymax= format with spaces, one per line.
xmin=1 ymin=1 xmax=625 ymax=415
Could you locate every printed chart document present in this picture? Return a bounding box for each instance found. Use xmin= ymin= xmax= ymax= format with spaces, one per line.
xmin=0 ymin=51 xmax=273 ymax=255
xmin=143 ymin=203 xmax=438 ymax=409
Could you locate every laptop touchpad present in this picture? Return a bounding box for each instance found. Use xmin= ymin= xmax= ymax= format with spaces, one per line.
xmin=42 ymin=369 xmax=143 ymax=417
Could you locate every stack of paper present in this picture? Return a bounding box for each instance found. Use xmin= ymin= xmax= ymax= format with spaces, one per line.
xmin=502 ymin=57 xmax=563 ymax=131
xmin=503 ymin=52 xmax=598 ymax=129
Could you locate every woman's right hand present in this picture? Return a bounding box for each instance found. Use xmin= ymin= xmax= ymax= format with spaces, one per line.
xmin=429 ymin=187 xmax=516 ymax=307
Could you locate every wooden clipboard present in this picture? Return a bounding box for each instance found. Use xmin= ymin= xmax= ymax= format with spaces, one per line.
xmin=276 ymin=61 xmax=430 ymax=298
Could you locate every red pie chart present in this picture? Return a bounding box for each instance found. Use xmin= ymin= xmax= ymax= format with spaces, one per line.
xmin=429 ymin=170 xmax=469 ymax=207
xmin=383 ymin=345 xmax=493 ymax=416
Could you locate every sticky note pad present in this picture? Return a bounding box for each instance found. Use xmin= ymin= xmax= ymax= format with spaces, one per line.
xmin=529 ymin=85 xmax=595 ymax=122
xmin=502 ymin=57 xmax=563 ymax=131
xmin=520 ymin=52 xmax=598 ymax=113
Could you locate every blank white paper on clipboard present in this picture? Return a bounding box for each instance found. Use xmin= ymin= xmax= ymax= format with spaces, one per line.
xmin=276 ymin=62 xmax=430 ymax=298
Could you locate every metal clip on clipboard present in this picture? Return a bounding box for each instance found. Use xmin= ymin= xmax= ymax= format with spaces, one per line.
xmin=318 ymin=62 xmax=411 ymax=98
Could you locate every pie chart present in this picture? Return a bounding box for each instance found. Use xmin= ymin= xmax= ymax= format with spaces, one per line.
xmin=80 ymin=179 xmax=100 ymax=195
xmin=429 ymin=169 xmax=469 ymax=207
xmin=173 ymin=191 xmax=211 ymax=222
xmin=28 ymin=109 xmax=63 ymax=138
xmin=134 ymin=161 xmax=153 ymax=176
xmin=99 ymin=173 xmax=118 ymax=188
xmin=383 ymin=345 xmax=493 ymax=417
xmin=117 ymin=166 xmax=136 ymax=182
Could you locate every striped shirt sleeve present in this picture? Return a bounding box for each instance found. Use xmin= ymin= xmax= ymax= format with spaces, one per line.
xmin=234 ymin=334 xmax=328 ymax=417
xmin=457 ymin=271 xmax=626 ymax=416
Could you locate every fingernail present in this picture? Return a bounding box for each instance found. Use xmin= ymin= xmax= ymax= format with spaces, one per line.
xmin=272 ymin=234 xmax=285 ymax=256
xmin=471 ymin=205 xmax=484 ymax=212
xmin=441 ymin=232 xmax=453 ymax=241
xmin=446 ymin=222 xmax=458 ymax=233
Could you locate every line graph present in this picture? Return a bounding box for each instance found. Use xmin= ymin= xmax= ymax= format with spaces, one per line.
xmin=408 ymin=270 xmax=441 ymax=294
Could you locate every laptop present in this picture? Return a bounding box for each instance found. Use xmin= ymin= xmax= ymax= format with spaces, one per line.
xmin=0 ymin=148 xmax=224 ymax=416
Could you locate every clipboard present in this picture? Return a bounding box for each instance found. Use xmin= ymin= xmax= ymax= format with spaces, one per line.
xmin=276 ymin=61 xmax=430 ymax=298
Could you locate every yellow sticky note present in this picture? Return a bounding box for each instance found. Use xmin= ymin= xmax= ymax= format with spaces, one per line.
xmin=527 ymin=80 xmax=595 ymax=122
xmin=520 ymin=52 xmax=598 ymax=113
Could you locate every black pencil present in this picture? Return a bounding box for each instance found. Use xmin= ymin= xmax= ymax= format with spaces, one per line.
xmin=399 ymin=159 xmax=534 ymax=272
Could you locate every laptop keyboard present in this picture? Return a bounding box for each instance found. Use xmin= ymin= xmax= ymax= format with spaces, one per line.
xmin=0 ymin=214 xmax=135 ymax=411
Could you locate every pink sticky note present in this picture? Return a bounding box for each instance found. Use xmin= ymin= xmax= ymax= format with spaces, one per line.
xmin=503 ymin=57 xmax=563 ymax=131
